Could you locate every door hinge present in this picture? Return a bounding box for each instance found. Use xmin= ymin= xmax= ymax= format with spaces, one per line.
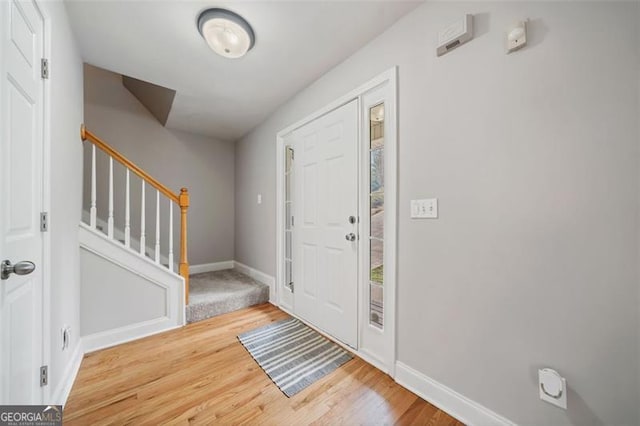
xmin=41 ymin=58 xmax=49 ymax=79
xmin=40 ymin=212 xmax=48 ymax=232
xmin=291 ymin=149 xmax=294 ymax=160
xmin=291 ymin=216 xmax=294 ymax=227
xmin=40 ymin=365 xmax=48 ymax=387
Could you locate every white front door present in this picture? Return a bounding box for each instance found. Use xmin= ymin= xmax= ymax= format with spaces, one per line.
xmin=292 ymin=100 xmax=359 ymax=348
xmin=0 ymin=0 xmax=45 ymax=404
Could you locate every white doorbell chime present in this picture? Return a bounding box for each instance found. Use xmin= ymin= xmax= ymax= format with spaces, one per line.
xmin=436 ymin=14 xmax=473 ymax=57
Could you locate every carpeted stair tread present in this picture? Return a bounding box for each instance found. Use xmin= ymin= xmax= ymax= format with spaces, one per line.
xmin=186 ymin=269 xmax=269 ymax=323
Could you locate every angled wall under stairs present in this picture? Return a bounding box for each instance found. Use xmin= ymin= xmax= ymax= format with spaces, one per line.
xmin=79 ymin=224 xmax=185 ymax=353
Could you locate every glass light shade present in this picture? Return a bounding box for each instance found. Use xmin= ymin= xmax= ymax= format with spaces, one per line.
xmin=198 ymin=9 xmax=255 ymax=59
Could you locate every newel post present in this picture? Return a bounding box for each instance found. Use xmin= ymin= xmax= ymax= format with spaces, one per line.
xmin=179 ymin=187 xmax=190 ymax=304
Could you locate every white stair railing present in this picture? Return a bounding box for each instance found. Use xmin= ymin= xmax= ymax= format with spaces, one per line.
xmin=140 ymin=181 xmax=146 ymax=256
xmin=125 ymin=169 xmax=131 ymax=248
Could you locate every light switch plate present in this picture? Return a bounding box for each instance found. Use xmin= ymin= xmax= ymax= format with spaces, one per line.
xmin=411 ymin=199 xmax=438 ymax=218
xmin=257 ymin=194 xmax=262 ymax=204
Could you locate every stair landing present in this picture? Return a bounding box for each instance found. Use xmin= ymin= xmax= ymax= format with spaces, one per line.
xmin=186 ymin=269 xmax=269 ymax=323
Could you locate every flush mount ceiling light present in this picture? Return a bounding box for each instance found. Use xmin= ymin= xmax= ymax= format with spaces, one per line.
xmin=198 ymin=8 xmax=255 ymax=59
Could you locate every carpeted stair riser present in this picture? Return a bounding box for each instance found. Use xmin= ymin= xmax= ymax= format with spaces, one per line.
xmin=186 ymin=269 xmax=269 ymax=323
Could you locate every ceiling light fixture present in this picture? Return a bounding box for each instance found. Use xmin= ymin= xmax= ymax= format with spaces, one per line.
xmin=197 ymin=8 xmax=255 ymax=59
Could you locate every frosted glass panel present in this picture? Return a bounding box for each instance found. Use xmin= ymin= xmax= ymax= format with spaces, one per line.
xmin=285 ymin=146 xmax=293 ymax=173
xmin=371 ymin=193 xmax=383 ymax=239
xmin=285 ymin=174 xmax=291 ymax=202
xmin=370 ymin=103 xmax=385 ymax=149
xmin=370 ymin=239 xmax=383 ymax=284
xmin=285 ymin=260 xmax=292 ymax=287
xmin=370 ymin=149 xmax=384 ymax=192
xmin=285 ymin=231 xmax=292 ymax=259
xmin=370 ymin=283 xmax=383 ymax=328
xmin=369 ymin=102 xmax=385 ymax=328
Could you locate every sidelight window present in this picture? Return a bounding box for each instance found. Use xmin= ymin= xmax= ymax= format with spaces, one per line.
xmin=369 ymin=103 xmax=384 ymax=328
xmin=284 ymin=146 xmax=294 ymax=291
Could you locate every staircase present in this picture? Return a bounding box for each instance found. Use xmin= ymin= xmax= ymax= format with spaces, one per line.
xmin=78 ymin=125 xmax=272 ymax=351
xmin=79 ymin=126 xmax=269 ymax=352
xmin=79 ymin=125 xmax=189 ymax=352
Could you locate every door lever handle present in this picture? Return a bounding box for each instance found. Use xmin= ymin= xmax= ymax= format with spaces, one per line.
xmin=1 ymin=260 xmax=36 ymax=280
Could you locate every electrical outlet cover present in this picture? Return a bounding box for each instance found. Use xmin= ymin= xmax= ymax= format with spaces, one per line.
xmin=539 ymin=368 xmax=567 ymax=409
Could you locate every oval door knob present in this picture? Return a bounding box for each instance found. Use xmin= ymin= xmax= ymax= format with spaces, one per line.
xmin=1 ymin=260 xmax=36 ymax=280
xmin=345 ymin=233 xmax=356 ymax=241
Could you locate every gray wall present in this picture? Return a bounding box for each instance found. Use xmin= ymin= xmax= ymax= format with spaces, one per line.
xmin=41 ymin=0 xmax=84 ymax=403
xmin=234 ymin=2 xmax=640 ymax=425
xmin=80 ymin=248 xmax=167 ymax=335
xmin=83 ymin=65 xmax=235 ymax=266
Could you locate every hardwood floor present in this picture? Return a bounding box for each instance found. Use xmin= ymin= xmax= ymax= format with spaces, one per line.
xmin=64 ymin=304 xmax=463 ymax=425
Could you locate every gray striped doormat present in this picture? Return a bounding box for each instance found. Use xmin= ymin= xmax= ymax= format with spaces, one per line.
xmin=238 ymin=317 xmax=353 ymax=397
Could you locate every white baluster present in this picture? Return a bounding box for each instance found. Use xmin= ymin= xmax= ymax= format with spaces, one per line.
xmin=155 ymin=190 xmax=160 ymax=264
xmin=124 ymin=169 xmax=131 ymax=248
xmin=140 ymin=181 xmax=146 ymax=256
xmin=90 ymin=144 xmax=97 ymax=229
xmin=107 ymin=157 xmax=114 ymax=239
xmin=168 ymin=200 xmax=173 ymax=272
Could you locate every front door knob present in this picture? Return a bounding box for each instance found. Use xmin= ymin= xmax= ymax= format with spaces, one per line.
xmin=1 ymin=260 xmax=36 ymax=280
xmin=345 ymin=233 xmax=356 ymax=242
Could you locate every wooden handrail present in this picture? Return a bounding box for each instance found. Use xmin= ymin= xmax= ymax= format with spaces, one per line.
xmin=81 ymin=124 xmax=190 ymax=304
xmin=81 ymin=125 xmax=179 ymax=204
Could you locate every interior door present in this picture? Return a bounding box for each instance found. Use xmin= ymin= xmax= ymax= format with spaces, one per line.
xmin=0 ymin=0 xmax=45 ymax=404
xmin=292 ymin=100 xmax=358 ymax=348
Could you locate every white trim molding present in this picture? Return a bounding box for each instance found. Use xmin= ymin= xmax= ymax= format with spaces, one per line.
xmin=79 ymin=223 xmax=185 ymax=289
xmin=395 ymin=362 xmax=516 ymax=426
xmin=190 ymin=261 xmax=234 ymax=274
xmin=51 ymin=340 xmax=84 ymax=406
xmin=82 ymin=318 xmax=182 ymax=354
xmin=357 ymin=68 xmax=398 ymax=377
xmin=233 ymin=261 xmax=276 ymax=304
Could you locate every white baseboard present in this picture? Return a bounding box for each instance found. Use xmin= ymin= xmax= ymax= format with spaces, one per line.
xmin=82 ymin=317 xmax=182 ymax=353
xmin=51 ymin=340 xmax=84 ymax=406
xmin=394 ymin=361 xmax=515 ymax=426
xmin=233 ymin=261 xmax=275 ymax=303
xmin=190 ymin=260 xmax=234 ymax=274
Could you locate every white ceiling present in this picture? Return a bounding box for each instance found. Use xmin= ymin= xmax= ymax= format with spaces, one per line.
xmin=65 ymin=1 xmax=422 ymax=142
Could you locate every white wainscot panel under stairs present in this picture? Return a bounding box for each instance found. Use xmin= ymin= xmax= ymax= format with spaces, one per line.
xmin=79 ymin=224 xmax=185 ymax=353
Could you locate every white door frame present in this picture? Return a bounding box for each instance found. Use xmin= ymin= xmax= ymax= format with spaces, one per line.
xmin=40 ymin=0 xmax=52 ymax=403
xmin=275 ymin=67 xmax=398 ymax=375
